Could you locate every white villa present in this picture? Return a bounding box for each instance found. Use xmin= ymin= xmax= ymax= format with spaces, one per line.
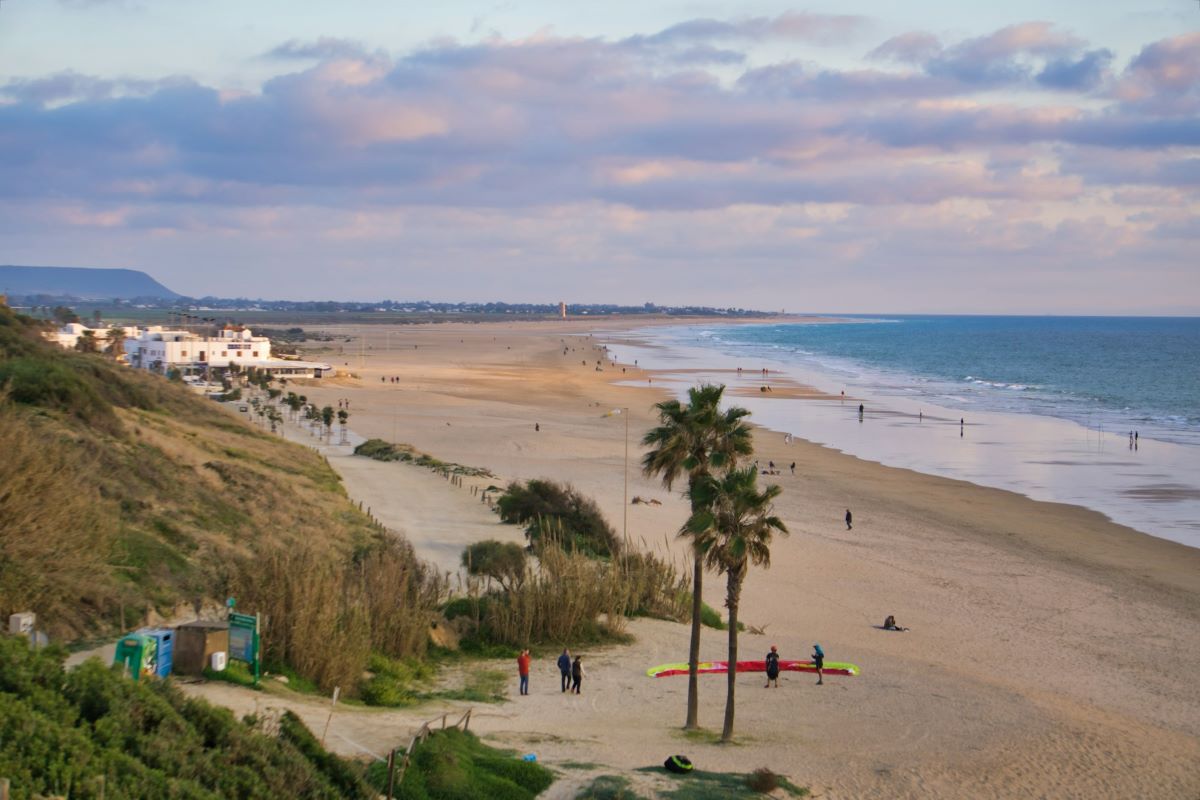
xmin=47 ymin=323 xmax=333 ymax=378
xmin=124 ymin=326 xmax=333 ymax=378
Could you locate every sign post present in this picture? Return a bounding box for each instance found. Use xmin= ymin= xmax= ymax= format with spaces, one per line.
xmin=227 ymin=610 xmax=261 ymax=685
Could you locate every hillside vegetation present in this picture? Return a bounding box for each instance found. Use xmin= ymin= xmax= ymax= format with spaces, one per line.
xmin=0 ymin=304 xmax=383 ymax=639
xmin=0 ymin=635 xmax=373 ymax=800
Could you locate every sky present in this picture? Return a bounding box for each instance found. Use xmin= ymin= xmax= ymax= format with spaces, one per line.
xmin=0 ymin=1 xmax=1197 ymax=313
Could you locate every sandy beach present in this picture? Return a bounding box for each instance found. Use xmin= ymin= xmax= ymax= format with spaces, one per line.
xmin=256 ymin=319 xmax=1200 ymax=799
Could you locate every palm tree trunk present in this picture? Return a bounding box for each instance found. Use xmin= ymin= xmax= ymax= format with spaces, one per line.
xmin=685 ymin=550 xmax=702 ymax=729
xmin=721 ymin=568 xmax=742 ymax=743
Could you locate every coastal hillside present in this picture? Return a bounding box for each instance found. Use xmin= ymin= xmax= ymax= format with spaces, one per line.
xmin=0 ymin=303 xmax=377 ymax=639
xmin=0 ymin=265 xmax=180 ymax=300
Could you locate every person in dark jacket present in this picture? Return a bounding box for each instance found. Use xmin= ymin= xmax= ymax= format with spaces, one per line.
xmin=764 ymin=645 xmax=781 ymax=688
xmin=557 ymin=648 xmax=572 ymax=693
xmin=812 ymin=643 xmax=825 ymax=685
xmin=845 ymin=509 xmax=853 ymax=530
xmin=571 ymin=656 xmax=584 ymax=694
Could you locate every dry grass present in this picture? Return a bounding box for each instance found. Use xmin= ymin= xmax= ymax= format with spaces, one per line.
xmin=0 ymin=400 xmax=116 ymax=632
xmin=232 ymin=538 xmax=448 ymax=693
xmin=476 ymin=530 xmax=689 ymax=647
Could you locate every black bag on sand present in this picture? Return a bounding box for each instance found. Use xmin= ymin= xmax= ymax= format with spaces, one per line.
xmin=664 ymin=754 xmax=694 ymax=774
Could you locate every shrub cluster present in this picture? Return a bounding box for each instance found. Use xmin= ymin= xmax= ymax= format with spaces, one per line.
xmin=355 ymin=438 xmax=493 ymax=477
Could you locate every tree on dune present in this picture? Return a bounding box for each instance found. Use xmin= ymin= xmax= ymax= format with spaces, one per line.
xmin=686 ymin=465 xmax=787 ymax=743
xmin=74 ymin=330 xmax=98 ymax=354
xmin=642 ymin=383 xmax=753 ymax=730
xmin=106 ymin=326 xmax=126 ymax=360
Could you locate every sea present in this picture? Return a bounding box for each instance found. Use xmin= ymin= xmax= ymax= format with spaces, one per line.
xmin=604 ymin=316 xmax=1200 ymax=549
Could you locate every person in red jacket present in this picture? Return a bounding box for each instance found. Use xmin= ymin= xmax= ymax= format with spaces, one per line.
xmin=517 ymin=649 xmax=532 ymax=696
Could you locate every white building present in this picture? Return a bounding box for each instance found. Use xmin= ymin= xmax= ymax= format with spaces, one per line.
xmin=124 ymin=326 xmax=333 ymax=378
xmin=48 ymin=323 xmax=139 ymax=356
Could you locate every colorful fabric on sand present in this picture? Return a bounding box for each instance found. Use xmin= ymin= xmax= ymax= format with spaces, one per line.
xmin=646 ymin=660 xmax=859 ymax=677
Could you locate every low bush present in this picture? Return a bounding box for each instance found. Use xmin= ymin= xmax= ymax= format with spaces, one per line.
xmin=746 ymin=767 xmax=780 ymax=793
xmin=462 ymin=540 xmax=527 ymax=592
xmin=354 ymin=438 xmax=494 ymax=476
xmin=496 ymin=480 xmax=619 ymax=557
xmin=386 ymin=728 xmax=553 ymax=800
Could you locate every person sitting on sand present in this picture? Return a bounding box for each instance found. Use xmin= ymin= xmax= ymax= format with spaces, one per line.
xmin=883 ymin=615 xmax=909 ymax=632
xmin=765 ymin=645 xmax=781 ymax=688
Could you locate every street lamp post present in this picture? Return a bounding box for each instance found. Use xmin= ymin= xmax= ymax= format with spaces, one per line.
xmin=606 ymin=407 xmax=631 ymax=551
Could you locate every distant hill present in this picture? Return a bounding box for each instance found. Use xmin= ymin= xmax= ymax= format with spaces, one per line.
xmin=0 ymin=264 xmax=180 ymax=300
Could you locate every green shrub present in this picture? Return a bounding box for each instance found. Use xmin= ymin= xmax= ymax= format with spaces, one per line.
xmin=395 ymin=728 xmax=552 ymax=800
xmin=0 ymin=356 xmax=117 ymax=430
xmin=462 ymin=540 xmax=527 ymax=591
xmin=496 ymin=480 xmax=619 ymax=557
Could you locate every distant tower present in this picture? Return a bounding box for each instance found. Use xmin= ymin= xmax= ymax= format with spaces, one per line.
xmin=559 ymin=302 xmax=567 ymax=320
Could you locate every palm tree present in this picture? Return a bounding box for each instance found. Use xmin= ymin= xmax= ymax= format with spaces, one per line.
xmin=106 ymin=326 xmax=127 ymax=361
xmin=642 ymin=384 xmax=753 ymax=730
xmin=686 ymin=465 xmax=787 ymax=743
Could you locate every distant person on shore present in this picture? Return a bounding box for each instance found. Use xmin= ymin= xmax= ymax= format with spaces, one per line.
xmin=845 ymin=509 xmax=853 ymax=530
xmin=790 ymin=462 xmax=795 ymax=475
xmin=571 ymin=656 xmax=584 ymax=694
xmin=558 ymin=648 xmax=572 ymax=692
xmin=517 ymin=649 xmax=531 ymax=696
xmin=858 ymin=403 xmax=864 ymax=422
xmin=535 ymin=423 xmax=540 ymax=432
xmin=960 ymin=418 xmax=964 ymax=437
xmin=812 ymin=644 xmax=825 ymax=685
xmin=883 ymin=615 xmax=909 ymax=632
xmin=765 ymin=645 xmax=781 ymax=688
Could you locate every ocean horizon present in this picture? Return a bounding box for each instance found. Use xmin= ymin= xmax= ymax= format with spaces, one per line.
xmin=605 ymin=315 xmax=1200 ymax=549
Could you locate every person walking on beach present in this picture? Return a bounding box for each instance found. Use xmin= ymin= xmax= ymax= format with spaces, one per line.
xmin=571 ymin=656 xmax=584 ymax=694
xmin=845 ymin=509 xmax=853 ymax=530
xmin=812 ymin=644 xmax=825 ymax=685
xmin=765 ymin=645 xmax=781 ymax=688
xmin=517 ymin=649 xmax=531 ymax=696
xmin=858 ymin=403 xmax=864 ymax=419
xmin=790 ymin=462 xmax=795 ymax=475
xmin=557 ymin=648 xmax=572 ymax=693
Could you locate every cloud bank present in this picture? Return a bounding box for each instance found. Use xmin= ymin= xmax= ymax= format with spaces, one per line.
xmin=0 ymin=15 xmax=1196 ymax=311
